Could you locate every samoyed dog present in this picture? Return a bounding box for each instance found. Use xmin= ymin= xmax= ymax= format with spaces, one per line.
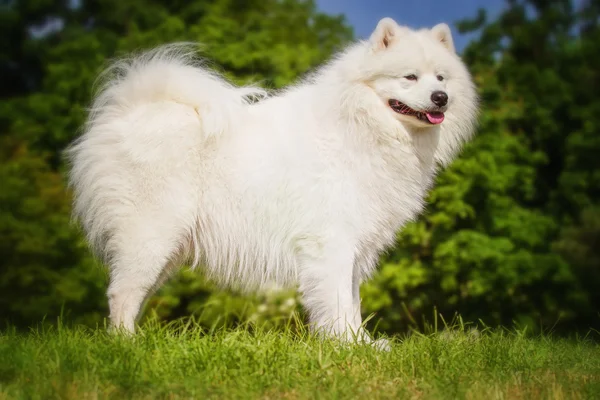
xmin=67 ymin=18 xmax=478 ymax=346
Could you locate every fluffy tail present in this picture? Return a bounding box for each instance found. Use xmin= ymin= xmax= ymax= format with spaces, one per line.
xmin=87 ymin=43 xmax=265 ymax=137
xmin=65 ymin=44 xmax=265 ymax=260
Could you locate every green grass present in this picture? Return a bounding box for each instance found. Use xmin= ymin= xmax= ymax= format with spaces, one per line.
xmin=0 ymin=321 xmax=599 ymax=399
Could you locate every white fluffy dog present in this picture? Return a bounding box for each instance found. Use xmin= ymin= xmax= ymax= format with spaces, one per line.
xmin=67 ymin=18 xmax=478 ymax=345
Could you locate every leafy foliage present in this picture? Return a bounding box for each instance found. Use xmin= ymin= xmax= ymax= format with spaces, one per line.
xmin=362 ymin=0 xmax=600 ymax=333
xmin=0 ymin=0 xmax=598 ymax=333
xmin=0 ymin=0 xmax=351 ymax=328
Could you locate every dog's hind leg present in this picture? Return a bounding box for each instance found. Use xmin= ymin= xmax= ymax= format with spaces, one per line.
xmin=106 ymin=218 xmax=186 ymax=333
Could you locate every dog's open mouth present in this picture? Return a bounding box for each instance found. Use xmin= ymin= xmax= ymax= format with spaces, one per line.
xmin=388 ymin=99 xmax=445 ymax=125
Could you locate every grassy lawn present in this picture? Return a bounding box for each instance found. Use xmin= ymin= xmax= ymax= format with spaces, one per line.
xmin=0 ymin=321 xmax=598 ymax=399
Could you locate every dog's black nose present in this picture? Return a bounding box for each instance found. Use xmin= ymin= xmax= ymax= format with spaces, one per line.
xmin=431 ymin=91 xmax=448 ymax=107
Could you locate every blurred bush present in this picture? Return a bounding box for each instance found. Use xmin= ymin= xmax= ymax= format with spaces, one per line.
xmin=1 ymin=0 xmax=598 ymax=334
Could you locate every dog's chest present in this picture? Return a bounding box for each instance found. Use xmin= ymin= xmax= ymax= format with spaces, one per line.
xmin=348 ymin=145 xmax=436 ymax=252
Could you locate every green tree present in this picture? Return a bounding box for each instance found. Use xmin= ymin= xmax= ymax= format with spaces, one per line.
xmin=2 ymin=0 xmax=598 ymax=334
xmin=362 ymin=0 xmax=600 ymax=333
xmin=0 ymin=0 xmax=352 ymax=328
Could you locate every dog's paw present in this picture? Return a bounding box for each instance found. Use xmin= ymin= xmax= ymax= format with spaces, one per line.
xmin=371 ymin=338 xmax=391 ymax=352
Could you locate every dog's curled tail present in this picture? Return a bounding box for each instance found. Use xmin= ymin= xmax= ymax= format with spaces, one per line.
xmin=85 ymin=43 xmax=266 ymax=137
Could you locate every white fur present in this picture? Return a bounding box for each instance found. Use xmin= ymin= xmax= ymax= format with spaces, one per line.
xmin=66 ymin=19 xmax=478 ymax=344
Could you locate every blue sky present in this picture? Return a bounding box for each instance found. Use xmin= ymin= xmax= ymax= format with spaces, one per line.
xmin=315 ymin=0 xmax=507 ymax=52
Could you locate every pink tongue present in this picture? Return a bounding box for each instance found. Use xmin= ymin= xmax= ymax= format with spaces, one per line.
xmin=426 ymin=112 xmax=445 ymax=124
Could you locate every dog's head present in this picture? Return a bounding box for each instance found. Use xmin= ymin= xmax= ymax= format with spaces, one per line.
xmin=345 ymin=18 xmax=479 ymax=164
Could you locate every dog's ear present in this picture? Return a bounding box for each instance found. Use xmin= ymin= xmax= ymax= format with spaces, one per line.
xmin=370 ymin=18 xmax=400 ymax=51
xmin=431 ymin=23 xmax=455 ymax=53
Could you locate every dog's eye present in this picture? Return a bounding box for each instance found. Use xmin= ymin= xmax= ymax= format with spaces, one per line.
xmin=437 ymin=75 xmax=444 ymax=81
xmin=404 ymin=74 xmax=418 ymax=81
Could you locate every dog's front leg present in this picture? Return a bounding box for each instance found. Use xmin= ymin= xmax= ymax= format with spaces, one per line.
xmin=298 ymin=242 xmax=365 ymax=342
